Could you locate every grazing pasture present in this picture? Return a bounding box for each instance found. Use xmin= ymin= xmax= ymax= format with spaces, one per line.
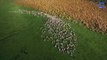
xmin=0 ymin=0 xmax=107 ymax=60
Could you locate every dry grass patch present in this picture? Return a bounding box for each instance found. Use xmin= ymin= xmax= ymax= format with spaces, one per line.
xmin=16 ymin=0 xmax=107 ymax=33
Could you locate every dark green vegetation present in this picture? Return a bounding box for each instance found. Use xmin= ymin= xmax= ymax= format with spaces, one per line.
xmin=0 ymin=0 xmax=107 ymax=60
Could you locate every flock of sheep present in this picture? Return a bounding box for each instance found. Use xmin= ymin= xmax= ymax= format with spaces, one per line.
xmin=41 ymin=16 xmax=77 ymax=56
xmin=10 ymin=9 xmax=77 ymax=56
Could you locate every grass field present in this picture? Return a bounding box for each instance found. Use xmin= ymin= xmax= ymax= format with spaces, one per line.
xmin=0 ymin=0 xmax=107 ymax=60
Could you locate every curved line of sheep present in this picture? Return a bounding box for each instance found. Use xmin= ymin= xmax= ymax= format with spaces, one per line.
xmin=10 ymin=9 xmax=77 ymax=56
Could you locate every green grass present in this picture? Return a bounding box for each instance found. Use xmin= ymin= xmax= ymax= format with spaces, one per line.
xmin=0 ymin=0 xmax=107 ymax=60
xmin=0 ymin=0 xmax=73 ymax=60
xmin=67 ymin=20 xmax=107 ymax=60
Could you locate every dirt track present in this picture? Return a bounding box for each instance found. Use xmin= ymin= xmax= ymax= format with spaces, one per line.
xmin=16 ymin=0 xmax=107 ymax=33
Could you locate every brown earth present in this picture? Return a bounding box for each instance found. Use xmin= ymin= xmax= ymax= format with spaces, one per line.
xmin=16 ymin=0 xmax=107 ymax=33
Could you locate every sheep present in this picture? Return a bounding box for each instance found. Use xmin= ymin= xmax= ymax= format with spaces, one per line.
xmin=41 ymin=13 xmax=77 ymax=56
